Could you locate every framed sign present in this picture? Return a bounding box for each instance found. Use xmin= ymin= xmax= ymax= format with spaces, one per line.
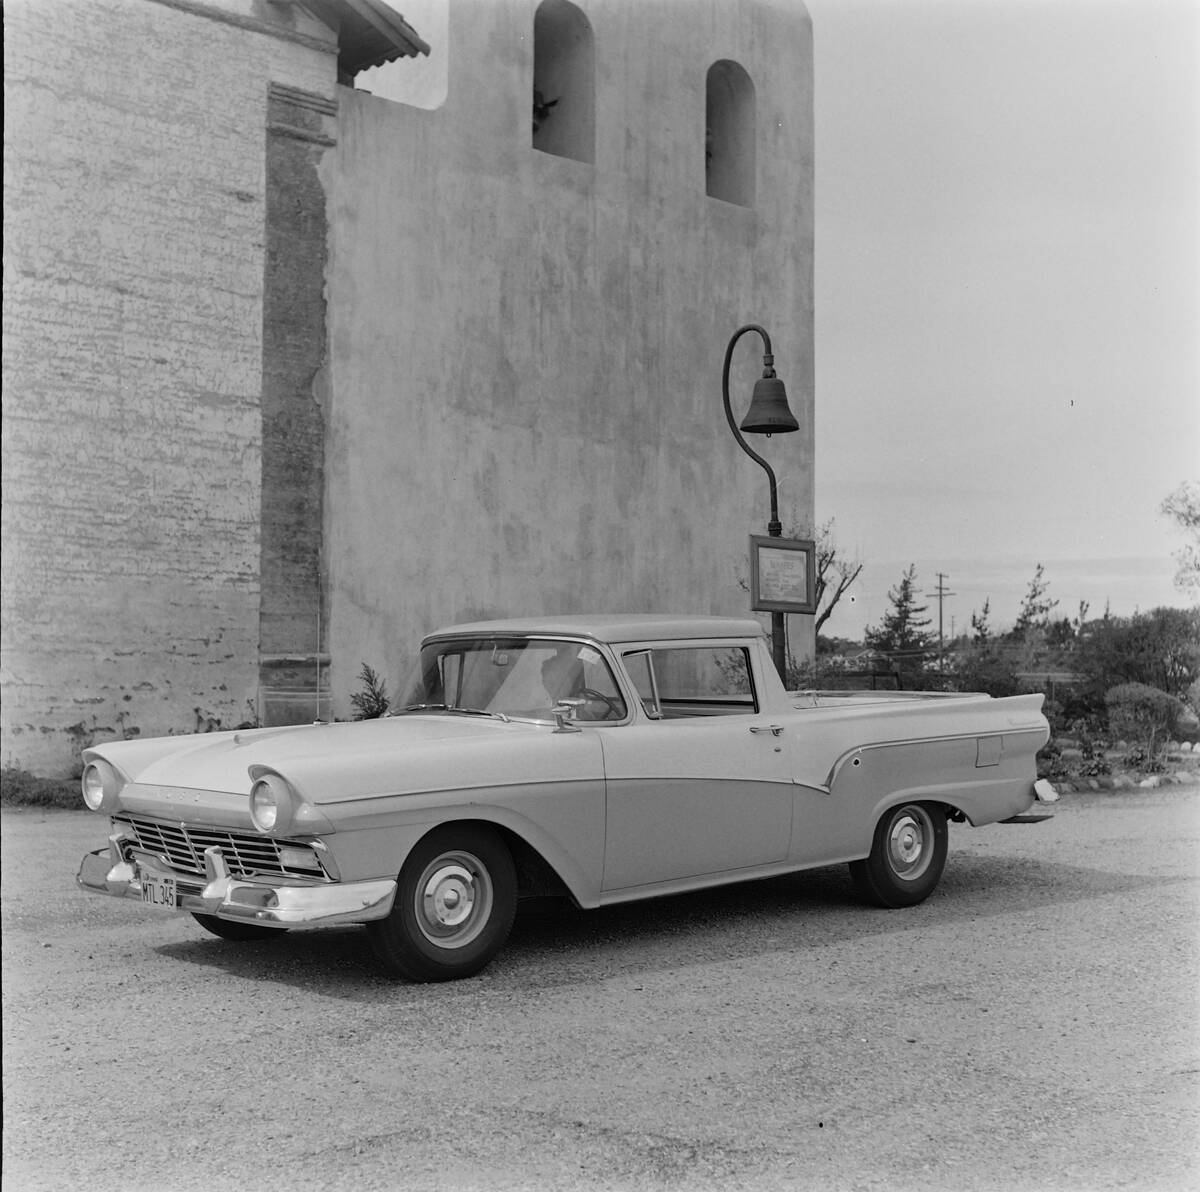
xmin=749 ymin=535 xmax=816 ymax=614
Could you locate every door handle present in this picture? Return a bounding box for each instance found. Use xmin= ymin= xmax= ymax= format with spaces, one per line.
xmin=749 ymin=724 xmax=784 ymax=737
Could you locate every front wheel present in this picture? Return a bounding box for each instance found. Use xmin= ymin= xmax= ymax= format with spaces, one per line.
xmin=367 ymin=825 xmax=517 ymax=982
xmin=850 ymin=802 xmax=947 ymax=908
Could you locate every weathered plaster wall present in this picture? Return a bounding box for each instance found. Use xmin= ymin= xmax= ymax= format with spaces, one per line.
xmin=1 ymin=0 xmax=335 ymax=773
xmin=324 ymin=0 xmax=815 ymax=704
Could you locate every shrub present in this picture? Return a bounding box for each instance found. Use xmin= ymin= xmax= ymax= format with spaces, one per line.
xmin=1105 ymin=683 xmax=1184 ymax=760
xmin=350 ymin=663 xmax=391 ymax=720
xmin=0 ymin=767 xmax=80 ymax=810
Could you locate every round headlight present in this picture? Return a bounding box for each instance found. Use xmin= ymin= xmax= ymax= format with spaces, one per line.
xmin=81 ymin=760 xmax=123 ymax=812
xmin=250 ymin=775 xmax=293 ymax=834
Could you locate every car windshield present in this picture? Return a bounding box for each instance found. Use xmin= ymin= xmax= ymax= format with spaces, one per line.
xmin=398 ymin=637 xmax=628 ymax=723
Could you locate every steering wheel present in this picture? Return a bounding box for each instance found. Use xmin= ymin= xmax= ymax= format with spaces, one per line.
xmin=577 ymin=687 xmax=624 ymax=720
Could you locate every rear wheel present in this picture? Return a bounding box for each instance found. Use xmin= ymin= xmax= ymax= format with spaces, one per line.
xmin=367 ymin=825 xmax=517 ymax=982
xmin=850 ymin=802 xmax=947 ymax=908
xmin=191 ymin=913 xmax=285 ymax=941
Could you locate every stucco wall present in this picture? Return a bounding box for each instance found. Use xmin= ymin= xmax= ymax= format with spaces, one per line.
xmin=323 ymin=0 xmax=815 ymax=704
xmin=1 ymin=0 xmax=335 ymax=773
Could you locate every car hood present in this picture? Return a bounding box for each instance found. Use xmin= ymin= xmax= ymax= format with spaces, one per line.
xmin=89 ymin=715 xmax=541 ymax=796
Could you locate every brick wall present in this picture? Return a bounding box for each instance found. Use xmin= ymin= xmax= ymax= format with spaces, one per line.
xmin=1 ymin=0 xmax=336 ymax=774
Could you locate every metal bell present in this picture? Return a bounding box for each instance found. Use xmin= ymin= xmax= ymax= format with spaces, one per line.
xmin=739 ymin=371 xmax=799 ymax=435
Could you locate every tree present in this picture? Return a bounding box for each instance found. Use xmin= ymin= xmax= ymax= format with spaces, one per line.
xmin=971 ymin=598 xmax=995 ymax=644
xmin=864 ymin=564 xmax=933 ymax=683
xmin=738 ymin=514 xmax=864 ymax=641
xmin=1074 ymin=607 xmax=1200 ymax=709
xmin=1011 ymin=562 xmax=1061 ymax=674
xmin=810 ymin=519 xmax=865 ymax=636
xmin=952 ymin=598 xmax=1019 ymax=697
xmin=1013 ymin=562 xmax=1059 ymax=634
xmin=1161 ymin=481 xmax=1200 ymax=594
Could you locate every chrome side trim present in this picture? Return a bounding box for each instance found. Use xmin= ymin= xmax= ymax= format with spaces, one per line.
xmin=824 ymin=726 xmax=1048 ymax=789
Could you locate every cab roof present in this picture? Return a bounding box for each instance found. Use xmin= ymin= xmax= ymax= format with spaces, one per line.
xmin=424 ymin=614 xmax=766 ymax=645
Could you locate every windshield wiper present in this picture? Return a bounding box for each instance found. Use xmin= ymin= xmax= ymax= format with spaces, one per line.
xmin=446 ymin=706 xmax=510 ymax=722
xmin=393 ymin=702 xmax=509 ymax=722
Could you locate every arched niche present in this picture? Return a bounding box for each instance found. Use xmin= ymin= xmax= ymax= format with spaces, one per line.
xmin=532 ymin=0 xmax=595 ymax=163
xmin=706 ymin=59 xmax=756 ymax=206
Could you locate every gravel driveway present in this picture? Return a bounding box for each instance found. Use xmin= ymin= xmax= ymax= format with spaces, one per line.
xmin=3 ymin=785 xmax=1197 ymax=1192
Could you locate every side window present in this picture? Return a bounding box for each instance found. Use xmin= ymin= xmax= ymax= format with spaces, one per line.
xmin=532 ymin=0 xmax=595 ymax=163
xmin=705 ymin=59 xmax=755 ymax=206
xmin=625 ymin=646 xmax=758 ymax=717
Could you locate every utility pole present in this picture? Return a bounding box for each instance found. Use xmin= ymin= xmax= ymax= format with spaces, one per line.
xmin=925 ymin=572 xmax=957 ymax=672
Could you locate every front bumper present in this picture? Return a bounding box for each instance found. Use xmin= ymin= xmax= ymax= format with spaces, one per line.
xmin=77 ymin=835 xmax=396 ymax=928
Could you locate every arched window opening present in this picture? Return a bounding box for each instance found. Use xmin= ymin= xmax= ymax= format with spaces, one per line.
xmin=706 ymin=60 xmax=755 ymax=206
xmin=532 ymin=0 xmax=594 ymax=163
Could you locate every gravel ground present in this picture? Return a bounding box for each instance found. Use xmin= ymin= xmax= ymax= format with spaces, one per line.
xmin=3 ymin=785 xmax=1198 ymax=1192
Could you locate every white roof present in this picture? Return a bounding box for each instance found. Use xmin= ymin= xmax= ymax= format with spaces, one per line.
xmin=424 ymin=614 xmax=766 ymax=645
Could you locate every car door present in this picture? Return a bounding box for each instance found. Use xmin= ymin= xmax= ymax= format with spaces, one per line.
xmin=598 ymin=644 xmax=794 ymax=892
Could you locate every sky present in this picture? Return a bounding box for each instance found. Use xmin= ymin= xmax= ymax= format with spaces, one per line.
xmin=802 ymin=0 xmax=1198 ymax=637
xmin=371 ymin=0 xmax=1198 ymax=638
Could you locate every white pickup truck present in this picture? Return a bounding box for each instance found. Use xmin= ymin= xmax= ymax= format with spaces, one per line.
xmin=78 ymin=614 xmax=1058 ymax=981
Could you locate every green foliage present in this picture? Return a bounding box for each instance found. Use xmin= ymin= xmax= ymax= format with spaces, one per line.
xmin=350 ymin=663 xmax=391 ymax=720
xmin=1074 ymin=607 xmax=1200 ymax=706
xmin=0 ymin=767 xmax=80 ymax=809
xmin=740 ymin=513 xmax=864 ymax=638
xmin=1014 ymin=563 xmax=1059 ymax=633
xmin=1011 ymin=563 xmax=1063 ymax=674
xmin=1105 ymin=682 xmax=1185 ymax=759
xmin=951 ymin=598 xmax=1019 ymax=696
xmin=864 ymin=564 xmax=933 ymax=685
xmin=1161 ymin=480 xmax=1200 ymax=594
xmin=952 ymin=648 xmax=1020 ymax=697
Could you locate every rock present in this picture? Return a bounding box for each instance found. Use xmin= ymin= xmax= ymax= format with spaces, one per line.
xmin=1138 ymin=776 xmax=1162 ymax=789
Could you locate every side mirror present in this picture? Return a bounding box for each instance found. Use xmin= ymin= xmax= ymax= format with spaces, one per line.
xmin=552 ymin=698 xmax=584 ymax=733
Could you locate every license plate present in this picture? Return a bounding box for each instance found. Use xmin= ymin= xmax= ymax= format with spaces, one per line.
xmin=140 ymin=871 xmax=177 ymax=910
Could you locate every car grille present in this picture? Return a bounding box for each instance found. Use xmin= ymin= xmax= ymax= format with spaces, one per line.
xmin=114 ymin=814 xmax=326 ymax=880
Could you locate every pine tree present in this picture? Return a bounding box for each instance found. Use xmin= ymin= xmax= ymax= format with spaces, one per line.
xmin=955 ymin=597 xmax=1018 ymax=696
xmin=971 ymin=598 xmax=993 ymax=645
xmin=1014 ymin=562 xmax=1059 ymax=633
xmin=865 ymin=564 xmax=932 ymax=681
xmin=1012 ymin=562 xmax=1060 ymax=674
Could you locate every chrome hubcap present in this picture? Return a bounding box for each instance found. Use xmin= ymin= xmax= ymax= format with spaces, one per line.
xmin=887 ymin=806 xmax=933 ymax=881
xmin=415 ymin=852 xmax=492 ymax=948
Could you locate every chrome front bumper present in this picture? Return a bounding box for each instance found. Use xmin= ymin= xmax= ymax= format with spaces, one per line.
xmin=77 ymin=836 xmax=397 ymax=928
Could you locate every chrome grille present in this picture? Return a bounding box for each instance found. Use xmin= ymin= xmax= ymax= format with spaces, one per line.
xmin=114 ymin=814 xmax=325 ymax=880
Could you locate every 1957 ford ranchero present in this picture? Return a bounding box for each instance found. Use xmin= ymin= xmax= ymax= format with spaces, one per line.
xmin=77 ymin=615 xmax=1058 ymax=981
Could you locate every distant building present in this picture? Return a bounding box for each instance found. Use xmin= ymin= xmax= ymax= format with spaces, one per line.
xmin=2 ymin=0 xmax=815 ymax=774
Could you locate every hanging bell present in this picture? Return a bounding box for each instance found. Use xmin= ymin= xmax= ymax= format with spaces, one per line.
xmin=739 ymin=367 xmax=799 ymax=436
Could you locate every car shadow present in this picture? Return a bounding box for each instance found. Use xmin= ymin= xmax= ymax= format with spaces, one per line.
xmin=151 ymin=848 xmax=1185 ymax=1001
